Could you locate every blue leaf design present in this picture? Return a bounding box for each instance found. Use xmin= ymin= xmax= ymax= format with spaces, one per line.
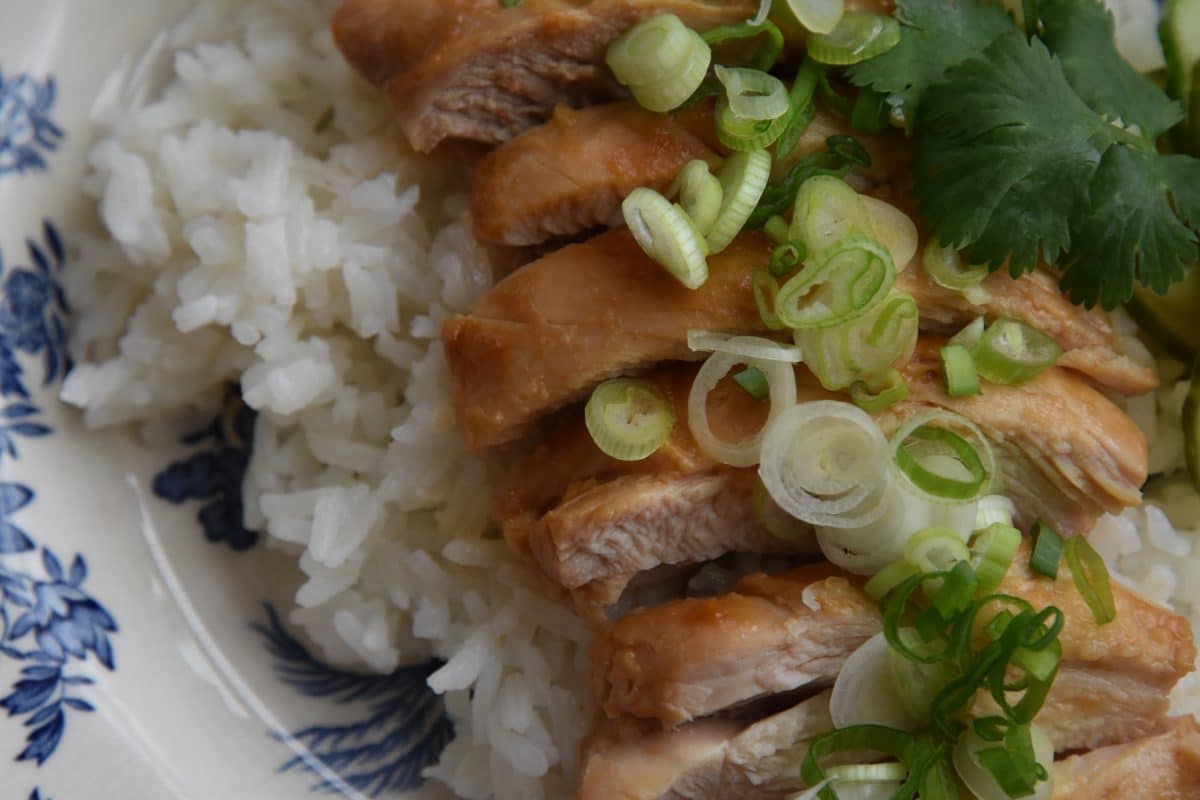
xmin=27 ymin=242 xmax=48 ymax=277
xmin=20 ymin=665 xmax=59 ymax=680
xmin=19 ymin=708 xmax=64 ymax=765
xmin=24 ymin=702 xmax=61 ymax=728
xmin=62 ymin=697 xmax=93 ymax=712
xmin=93 ymin=633 xmax=114 ymax=671
xmin=1 ymin=677 xmax=56 ymax=714
xmin=0 ymin=483 xmax=34 ymax=513
xmin=1 ymin=403 xmax=37 ymax=419
xmin=255 ymin=604 xmax=452 ymax=796
xmin=9 ymin=610 xmax=37 ymax=640
xmin=0 ymin=522 xmax=34 ymax=554
xmin=43 ymin=220 xmax=63 ymax=264
xmin=7 ymin=423 xmax=50 ymax=437
xmin=41 ymin=549 xmax=62 ymax=581
xmin=35 ymin=629 xmax=64 ymax=661
xmin=68 ymin=555 xmax=85 ymax=586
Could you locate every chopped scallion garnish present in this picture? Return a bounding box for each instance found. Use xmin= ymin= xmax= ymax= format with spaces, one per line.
xmin=733 ymin=365 xmax=770 ymax=400
xmin=671 ymin=160 xmax=723 ymax=236
xmin=938 ymin=344 xmax=981 ymax=397
xmin=769 ymin=240 xmax=806 ymax=277
xmin=849 ymin=368 xmax=909 ymax=413
xmin=774 ymin=58 xmax=824 ymax=159
xmin=1064 ymin=534 xmax=1117 ymax=625
xmin=972 ymin=317 xmax=1063 ymax=386
xmin=922 ymin=239 xmax=988 ymax=294
xmin=706 ymin=149 xmax=772 ymax=253
xmin=1029 ymin=520 xmax=1063 ymax=578
xmin=584 ymin=378 xmax=675 ymax=461
xmin=806 ymin=11 xmax=902 ymax=65
xmin=715 ymin=65 xmax=790 ymax=121
xmin=776 ymin=234 xmax=895 ymax=329
xmin=969 ymin=523 xmax=1020 ymax=594
xmin=605 ymin=15 xmax=711 ymax=112
xmin=622 ymin=187 xmax=709 ymax=288
xmin=894 ymin=424 xmax=989 ymax=502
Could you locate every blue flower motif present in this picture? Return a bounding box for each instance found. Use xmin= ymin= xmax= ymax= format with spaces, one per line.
xmin=0 ymin=71 xmax=63 ymax=177
xmin=153 ymin=393 xmax=259 ymax=550
xmin=254 ymin=605 xmax=453 ymax=796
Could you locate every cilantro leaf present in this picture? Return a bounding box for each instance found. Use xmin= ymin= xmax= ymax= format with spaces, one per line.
xmin=1062 ymin=145 xmax=1196 ymax=307
xmin=1038 ymin=0 xmax=1183 ymax=139
xmin=914 ymin=30 xmax=1200 ymax=308
xmin=914 ymin=31 xmax=1110 ymax=273
xmin=846 ymin=0 xmax=1014 ymax=124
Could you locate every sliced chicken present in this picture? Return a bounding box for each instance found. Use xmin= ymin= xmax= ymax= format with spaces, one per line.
xmin=444 ymin=230 xmax=1154 ymax=449
xmin=332 ymin=0 xmax=754 ymax=153
xmin=471 ymin=100 xmax=912 ymax=246
xmin=443 ymin=227 xmax=768 ymax=449
xmin=590 ymin=552 xmax=1196 ymax=754
xmin=471 ymin=102 xmax=720 ymax=246
xmin=580 ymin=691 xmax=833 ymax=799
xmin=1050 ymin=716 xmax=1200 ymax=800
xmin=895 ymin=339 xmax=1148 ymax=534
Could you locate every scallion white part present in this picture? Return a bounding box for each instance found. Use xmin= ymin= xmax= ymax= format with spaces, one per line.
xmin=585 ymin=378 xmax=676 ymax=461
xmin=672 ymin=160 xmax=723 ymax=236
xmin=975 ymin=494 xmax=1016 ymax=530
xmin=830 ymin=633 xmax=919 ymax=731
xmin=783 ymin=0 xmax=845 ymax=35
xmin=687 ymin=330 xmax=805 ymax=363
xmin=622 ymin=187 xmax=709 ymax=289
xmin=606 ymin=15 xmax=711 ymax=112
xmin=716 ymin=65 xmax=790 ymax=121
xmin=706 ymin=149 xmax=773 ymax=253
xmin=861 ymin=195 xmax=918 ymax=272
xmin=688 ymin=345 xmax=797 ymax=467
xmin=758 ymin=400 xmax=892 ymax=529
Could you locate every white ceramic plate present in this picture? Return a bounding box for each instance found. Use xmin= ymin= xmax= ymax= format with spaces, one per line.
xmin=0 ymin=4 xmax=448 ymax=798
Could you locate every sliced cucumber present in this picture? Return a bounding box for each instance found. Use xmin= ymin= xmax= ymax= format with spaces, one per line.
xmin=1160 ymin=0 xmax=1200 ymax=151
xmin=1185 ymin=358 xmax=1200 ymax=492
xmin=1126 ymin=265 xmax=1200 ymax=360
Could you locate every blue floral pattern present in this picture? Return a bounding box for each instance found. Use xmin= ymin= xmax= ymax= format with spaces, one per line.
xmin=0 ymin=71 xmax=63 ymax=177
xmin=152 ymin=395 xmax=258 ymax=550
xmin=254 ymin=605 xmax=452 ymax=796
xmin=0 ymin=219 xmax=116 ymax=777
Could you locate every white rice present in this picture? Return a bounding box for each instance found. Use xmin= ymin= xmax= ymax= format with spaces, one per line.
xmin=58 ymin=0 xmax=1199 ymax=794
xmin=59 ymin=1 xmax=588 ymax=797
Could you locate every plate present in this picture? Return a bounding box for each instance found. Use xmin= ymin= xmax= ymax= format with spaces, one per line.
xmin=0 ymin=4 xmax=448 ymax=798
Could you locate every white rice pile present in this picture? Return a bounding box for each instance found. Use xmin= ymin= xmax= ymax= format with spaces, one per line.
xmin=59 ymin=1 xmax=589 ymax=797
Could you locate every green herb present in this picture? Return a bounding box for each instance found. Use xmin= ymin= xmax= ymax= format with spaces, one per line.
xmin=733 ymin=366 xmax=770 ymax=400
xmin=1029 ymin=520 xmax=1063 ymax=578
xmin=850 ymin=0 xmax=1200 ymax=309
xmin=846 ymin=0 xmax=1013 ymax=124
xmin=914 ymin=29 xmax=1200 ymax=309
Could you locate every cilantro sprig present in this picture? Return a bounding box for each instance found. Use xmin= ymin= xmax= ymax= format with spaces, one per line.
xmin=849 ymin=0 xmax=1200 ymax=309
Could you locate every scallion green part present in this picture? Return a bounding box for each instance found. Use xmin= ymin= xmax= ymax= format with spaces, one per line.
xmin=938 ymin=344 xmax=981 ymax=397
xmin=1030 ymin=520 xmax=1063 ymax=579
xmin=716 ymin=96 xmax=791 ymax=150
xmin=922 ymin=240 xmax=988 ymax=293
xmin=976 ymin=723 xmax=1045 ymax=798
xmin=806 ymin=11 xmax=901 ymax=66
xmin=764 ymin=215 xmax=790 ymax=245
xmin=1064 ymin=534 xmax=1117 ymax=625
xmin=746 ymin=135 xmax=871 ymax=228
xmin=776 ymin=234 xmax=895 ymax=329
xmin=865 ymin=558 xmax=920 ymax=602
xmin=849 ymin=368 xmax=909 ymax=413
xmin=774 ymin=58 xmax=824 ymax=159
xmin=894 ymin=424 xmax=988 ymax=502
xmin=584 ymin=378 xmax=676 ymax=461
xmin=752 ymin=268 xmax=786 ymax=330
xmin=622 ymin=187 xmax=709 ymax=289
xmin=706 ymin=149 xmax=772 ymax=253
xmin=672 ymin=160 xmax=723 ymax=236
xmin=851 ymin=87 xmax=890 ymax=132
xmin=769 ymin=241 xmax=806 ymax=277
xmin=701 ymin=17 xmax=784 ymax=72
xmin=734 ymin=365 xmax=770 ymax=400
xmin=970 ymin=523 xmax=1021 ymax=595
xmin=972 ymin=317 xmax=1063 ymax=386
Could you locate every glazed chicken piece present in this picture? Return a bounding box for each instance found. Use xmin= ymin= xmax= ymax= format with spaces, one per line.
xmin=471 ymin=100 xmax=912 ymax=246
xmin=579 ymin=691 xmax=834 ymax=799
xmin=579 ymin=700 xmax=1200 ymax=799
xmin=332 ymin=0 xmax=754 ymax=152
xmin=471 ymin=102 xmax=720 ymax=246
xmin=590 ymin=552 xmax=1196 ymax=754
xmin=443 ymin=230 xmax=1154 ymax=450
xmin=496 ymin=346 xmax=1146 ymax=621
xmin=1050 ymin=716 xmax=1200 ymax=800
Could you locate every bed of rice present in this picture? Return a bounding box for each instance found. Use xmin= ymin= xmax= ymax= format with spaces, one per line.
xmin=57 ymin=0 xmax=1199 ymax=797
xmin=59 ymin=1 xmax=588 ymax=797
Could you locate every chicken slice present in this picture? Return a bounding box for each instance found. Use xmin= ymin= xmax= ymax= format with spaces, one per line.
xmin=580 ymin=690 xmax=833 ymax=799
xmin=590 ymin=552 xmax=1196 ymax=754
xmin=471 ymin=99 xmax=912 ymax=247
xmin=1050 ymin=716 xmax=1200 ymax=800
xmin=332 ymin=0 xmax=755 ymax=153
xmin=444 ymin=231 xmax=1154 ymax=449
xmin=471 ymin=102 xmax=720 ymax=246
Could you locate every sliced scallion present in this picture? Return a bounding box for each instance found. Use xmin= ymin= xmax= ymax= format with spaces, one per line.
xmin=806 ymin=11 xmax=901 ymax=65
xmin=701 ymin=18 xmax=784 ymax=72
xmin=939 ymin=344 xmax=981 ymax=397
xmin=922 ymin=240 xmax=988 ymax=293
xmin=904 ymin=527 xmax=971 ymax=575
xmin=794 ymin=291 xmax=916 ymax=390
xmin=774 ymin=58 xmax=823 ymax=159
xmin=970 ymin=522 xmax=1021 ymax=594
xmin=584 ymin=378 xmax=675 ymax=461
xmin=826 ymin=762 xmax=909 ymax=782
xmin=974 ymin=494 xmax=1016 ymax=530
xmin=752 ymin=269 xmax=786 ymax=330
xmin=770 ymin=241 xmax=806 ymax=277
xmin=776 ymin=234 xmax=895 ymax=329
xmin=865 ymin=558 xmax=920 ymax=602
xmin=972 ymin=317 xmax=1063 ymax=386
xmin=715 ymin=65 xmax=789 ymax=121
xmin=781 ymin=0 xmax=845 ymax=35
xmin=1064 ymin=535 xmax=1116 ymax=625
xmin=850 ymin=368 xmax=909 ymax=413
xmin=672 ymin=160 xmax=723 ymax=235
xmin=1030 ymin=520 xmax=1063 ymax=579
xmin=747 ymin=135 xmax=871 ymax=228
xmin=622 ymin=187 xmax=709 ymax=289
xmin=686 ymin=330 xmax=804 ymax=363
xmin=734 ymin=366 xmax=771 ymax=400
xmin=716 ymin=97 xmax=790 ymax=150
xmin=788 ymin=175 xmax=874 ymax=258
xmin=764 ymin=215 xmax=790 ymax=245
xmin=706 ymin=149 xmax=772 ymax=253
xmin=949 ymin=316 xmax=985 ymax=351
xmin=606 ymin=15 xmax=711 ymax=112
xmin=893 ymin=422 xmax=990 ymax=502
